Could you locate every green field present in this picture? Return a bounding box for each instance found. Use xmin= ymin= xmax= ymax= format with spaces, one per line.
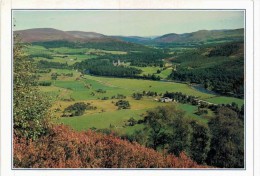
xmin=205 ymin=96 xmax=244 ymax=107
xmin=134 ymin=66 xmax=173 ymax=79
xmin=58 ymin=109 xmax=146 ymax=134
xmin=29 ymin=44 xmax=244 ymax=135
xmin=84 ymin=75 xmax=214 ymax=99
xmin=49 ymin=71 xmax=243 ymax=133
xmin=40 ymin=68 xmax=218 ymax=100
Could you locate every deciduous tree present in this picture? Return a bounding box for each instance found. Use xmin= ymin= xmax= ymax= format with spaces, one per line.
xmin=13 ymin=38 xmax=52 ymax=139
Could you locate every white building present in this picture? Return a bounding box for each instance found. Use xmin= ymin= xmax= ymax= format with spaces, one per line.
xmin=160 ymin=97 xmax=173 ymax=103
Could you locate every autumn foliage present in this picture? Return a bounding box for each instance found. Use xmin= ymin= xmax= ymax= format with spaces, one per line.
xmin=13 ymin=125 xmax=207 ymax=168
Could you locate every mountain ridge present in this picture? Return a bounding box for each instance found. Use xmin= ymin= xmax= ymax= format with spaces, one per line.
xmin=14 ymin=28 xmax=244 ymax=44
xmin=14 ymin=28 xmax=120 ymax=43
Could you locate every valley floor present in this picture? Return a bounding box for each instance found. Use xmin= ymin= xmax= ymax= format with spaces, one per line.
xmin=38 ymin=68 xmax=244 ymax=135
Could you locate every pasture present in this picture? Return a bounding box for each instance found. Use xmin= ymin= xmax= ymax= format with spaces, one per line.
xmin=205 ymin=96 xmax=244 ymax=107
xmin=40 ymin=69 xmax=243 ymax=134
xmin=30 ymin=44 xmax=244 ymax=135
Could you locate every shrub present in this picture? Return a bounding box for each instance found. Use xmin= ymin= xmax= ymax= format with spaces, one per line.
xmin=115 ymin=100 xmax=130 ymax=110
xmin=38 ymin=81 xmax=52 ymax=86
xmin=127 ymin=117 xmax=137 ymax=126
xmin=13 ymin=125 xmax=208 ymax=168
xmin=62 ymin=102 xmax=95 ymax=117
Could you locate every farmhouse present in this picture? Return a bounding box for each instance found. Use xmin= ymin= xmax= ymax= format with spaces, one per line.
xmin=113 ymin=59 xmax=124 ymax=66
xmin=160 ymin=97 xmax=173 ymax=103
xmin=194 ymin=99 xmax=217 ymax=106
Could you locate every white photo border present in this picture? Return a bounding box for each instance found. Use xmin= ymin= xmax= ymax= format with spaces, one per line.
xmin=1 ymin=0 xmax=255 ymax=176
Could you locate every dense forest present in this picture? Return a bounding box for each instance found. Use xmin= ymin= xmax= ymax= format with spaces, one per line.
xmin=74 ymin=50 xmax=167 ymax=67
xmin=119 ymin=104 xmax=244 ymax=167
xmin=169 ymin=42 xmax=244 ymax=98
xmin=74 ymin=59 xmax=161 ymax=80
xmin=32 ymin=40 xmax=152 ymax=52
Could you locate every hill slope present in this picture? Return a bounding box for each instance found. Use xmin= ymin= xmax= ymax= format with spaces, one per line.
xmin=14 ymin=28 xmax=119 ymax=43
xmin=154 ymin=29 xmax=244 ymax=43
xmin=14 ymin=125 xmax=207 ymax=168
xmin=15 ymin=28 xmax=152 ymax=51
xmin=114 ymin=29 xmax=244 ymax=45
xmin=15 ymin=28 xmax=244 ymax=44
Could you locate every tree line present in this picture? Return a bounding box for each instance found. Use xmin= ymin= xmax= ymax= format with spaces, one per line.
xmin=169 ymin=59 xmax=244 ymax=98
xmin=124 ymin=104 xmax=244 ymax=168
xmin=168 ymin=42 xmax=244 ymax=98
xmin=32 ymin=40 xmax=152 ymax=52
xmin=74 ymin=59 xmax=162 ymax=80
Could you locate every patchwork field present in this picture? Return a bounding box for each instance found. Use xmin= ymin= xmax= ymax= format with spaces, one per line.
xmin=36 ymin=67 xmax=244 ymax=135
xmin=134 ymin=66 xmax=173 ymax=79
xmin=27 ymin=42 xmax=244 ymax=137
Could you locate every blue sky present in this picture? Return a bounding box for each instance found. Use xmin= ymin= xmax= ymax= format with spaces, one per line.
xmin=13 ymin=10 xmax=244 ymax=36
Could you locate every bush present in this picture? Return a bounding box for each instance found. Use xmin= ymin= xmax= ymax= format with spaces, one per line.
xmin=115 ymin=100 xmax=130 ymax=110
xmin=13 ymin=125 xmax=208 ymax=168
xmin=38 ymin=81 xmax=52 ymax=86
xmin=62 ymin=102 xmax=95 ymax=117
xmin=132 ymin=92 xmax=143 ymax=100
xmin=127 ymin=117 xmax=137 ymax=126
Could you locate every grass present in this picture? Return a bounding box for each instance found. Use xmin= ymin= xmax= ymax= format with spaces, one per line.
xmin=28 ymin=46 xmax=96 ymax=65
xmin=38 ymin=69 xmax=81 ymax=82
xmin=29 ymin=43 xmax=245 ymax=137
xmin=134 ymin=66 xmax=173 ymax=79
xmin=158 ymin=69 xmax=173 ymax=79
xmin=33 ymin=56 xmax=244 ymax=135
xmin=54 ymin=80 xmax=87 ymax=91
xmin=88 ymin=48 xmax=127 ymax=55
xmin=57 ymin=101 xmax=211 ymax=134
xmin=50 ymin=47 xmax=87 ymax=54
xmin=177 ymin=104 xmax=210 ymax=124
xmin=85 ymin=75 xmax=214 ymax=99
xmin=39 ymin=69 xmax=243 ymax=130
xmin=57 ymin=109 xmax=147 ymax=134
xmin=24 ymin=45 xmax=53 ymax=55
xmin=205 ymin=96 xmax=244 ymax=107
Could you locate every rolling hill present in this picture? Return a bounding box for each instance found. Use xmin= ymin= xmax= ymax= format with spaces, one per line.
xmin=154 ymin=28 xmax=244 ymax=43
xmin=112 ymin=36 xmax=152 ymax=44
xmin=14 ymin=28 xmax=119 ymax=43
xmin=14 ymin=28 xmax=244 ymax=44
xmin=113 ymin=29 xmax=244 ymax=46
xmin=14 ymin=28 xmax=152 ymax=51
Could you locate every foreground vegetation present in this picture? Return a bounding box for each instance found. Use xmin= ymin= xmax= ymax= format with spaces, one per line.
xmin=14 ymin=125 xmax=206 ymax=168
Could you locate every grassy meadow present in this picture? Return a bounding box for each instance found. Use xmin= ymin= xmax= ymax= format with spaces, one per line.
xmin=30 ymin=44 xmax=244 ymax=135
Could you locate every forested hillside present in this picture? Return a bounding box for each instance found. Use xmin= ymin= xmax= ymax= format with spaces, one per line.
xmin=169 ymin=42 xmax=244 ymax=98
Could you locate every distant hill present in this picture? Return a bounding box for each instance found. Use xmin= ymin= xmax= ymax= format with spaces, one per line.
xmin=67 ymin=31 xmax=106 ymax=39
xmin=14 ymin=28 xmax=244 ymax=46
xmin=112 ymin=36 xmax=152 ymax=44
xmin=14 ymin=28 xmax=119 ymax=43
xmin=14 ymin=28 xmax=76 ymax=42
xmin=67 ymin=31 xmax=122 ymax=42
xmin=154 ymin=29 xmax=244 ymax=43
xmin=114 ymin=29 xmax=244 ymax=46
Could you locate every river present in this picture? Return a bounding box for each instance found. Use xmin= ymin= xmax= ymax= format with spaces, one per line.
xmin=191 ymin=84 xmax=218 ymax=95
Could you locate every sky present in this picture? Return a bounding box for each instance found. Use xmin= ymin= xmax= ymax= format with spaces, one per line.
xmin=13 ymin=10 xmax=244 ymax=36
